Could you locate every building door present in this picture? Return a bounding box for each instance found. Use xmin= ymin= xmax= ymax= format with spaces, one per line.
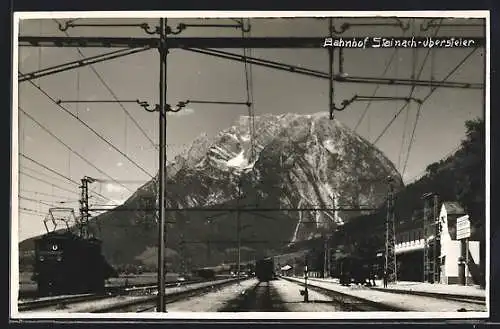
xmin=440 ymin=256 xmax=446 ymax=284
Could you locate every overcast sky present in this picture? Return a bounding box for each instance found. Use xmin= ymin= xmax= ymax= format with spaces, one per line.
xmin=15 ymin=15 xmax=485 ymax=240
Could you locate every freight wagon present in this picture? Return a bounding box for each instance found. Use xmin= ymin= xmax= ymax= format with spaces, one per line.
xmin=255 ymin=258 xmax=276 ymax=282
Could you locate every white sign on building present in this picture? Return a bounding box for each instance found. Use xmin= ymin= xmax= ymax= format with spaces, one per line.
xmin=456 ymin=215 xmax=471 ymax=240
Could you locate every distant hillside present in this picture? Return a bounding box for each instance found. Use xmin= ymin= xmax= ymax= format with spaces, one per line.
xmin=20 ymin=112 xmax=403 ymax=271
xmin=395 ymin=118 xmax=485 ymax=231
xmin=322 ymin=117 xmax=486 ymax=271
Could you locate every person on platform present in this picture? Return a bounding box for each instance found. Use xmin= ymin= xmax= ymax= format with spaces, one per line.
xmin=370 ymin=269 xmax=376 ymax=287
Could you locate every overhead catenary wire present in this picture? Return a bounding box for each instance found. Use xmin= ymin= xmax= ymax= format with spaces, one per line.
xmin=402 ymin=102 xmax=423 ymax=176
xmin=404 ymin=141 xmax=464 ymax=183
xmin=84 ymin=206 xmax=379 ymax=212
xmin=23 ymin=196 xmax=79 ymax=205
xmin=372 ymin=46 xmax=477 ymax=146
xmin=37 ymin=20 xmax=42 ymax=88
xmin=21 ymin=189 xmax=78 ymax=201
xmin=67 ymin=147 xmax=71 ymax=189
xmin=373 ymin=19 xmax=443 ymax=146
xmin=397 ymin=23 xmax=418 ymax=171
xmin=397 ymin=20 xmax=441 ymax=172
xmin=397 ymin=102 xmax=411 ymax=171
xmin=20 ymin=195 xmax=62 ymax=207
xmin=76 ymin=60 xmax=80 ymax=117
xmin=52 ymin=19 xmax=158 ymax=151
xmin=15 ymin=20 xmax=483 ymax=274
xmin=20 ymin=210 xmax=43 ymax=217
xmin=397 ymin=43 xmax=411 ymax=171
xmin=19 ymin=48 xmax=153 ymax=82
xmin=165 ymin=239 xmax=329 ymax=244
xmin=20 ymin=79 xmax=154 ymax=179
xmin=398 ymin=21 xmax=423 ymax=174
xmin=19 ymin=165 xmax=106 ymax=211
xmin=400 ymin=48 xmax=479 ymax=176
xmin=20 ymin=171 xmax=80 ymax=196
xmin=18 ymin=19 xmax=482 ymax=235
xmin=20 ymin=207 xmax=47 ymax=216
xmin=20 ymin=165 xmax=74 ymax=188
xmin=353 ymin=35 xmax=403 ymax=133
xmin=401 ymin=30 xmax=440 ymax=176
xmin=422 ymin=47 xmax=479 ymax=104
xmin=21 ymin=152 xmax=80 ymax=186
xmin=397 ymin=20 xmax=437 ymax=165
xmin=19 ymin=107 xmax=131 ymax=197
xmin=20 ymin=152 xmax=113 ymax=202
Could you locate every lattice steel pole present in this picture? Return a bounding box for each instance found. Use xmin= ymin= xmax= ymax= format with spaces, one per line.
xmin=79 ymin=176 xmax=94 ymax=238
xmin=236 ymin=180 xmax=241 ymax=282
xmin=432 ymin=193 xmax=440 ymax=283
xmin=422 ymin=192 xmax=434 ymax=283
xmin=79 ymin=177 xmax=89 ymax=238
xmin=423 ymin=196 xmax=429 ymax=282
xmin=385 ymin=177 xmax=397 ymax=283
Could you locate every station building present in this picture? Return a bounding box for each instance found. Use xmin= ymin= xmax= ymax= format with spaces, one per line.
xmin=273 ymin=200 xmax=483 ymax=286
xmin=394 ymin=201 xmax=481 ymax=285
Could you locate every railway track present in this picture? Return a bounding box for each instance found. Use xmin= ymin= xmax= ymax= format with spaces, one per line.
xmin=18 ymin=282 xmax=153 ymax=300
xmin=280 ymin=276 xmax=407 ymax=311
xmin=19 ymin=277 xmax=249 ymax=313
xmin=19 ymin=279 xmax=195 ymax=299
xmin=18 ymin=293 xmax=110 ymax=312
xmin=219 ymin=280 xmax=287 ymax=312
xmin=370 ymin=287 xmax=486 ymax=306
xmin=92 ymin=277 xmax=250 ymax=313
xmin=18 ymin=277 xmax=221 ymax=312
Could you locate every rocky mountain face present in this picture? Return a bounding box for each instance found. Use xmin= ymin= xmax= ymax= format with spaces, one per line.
xmin=21 ymin=112 xmax=404 ymax=271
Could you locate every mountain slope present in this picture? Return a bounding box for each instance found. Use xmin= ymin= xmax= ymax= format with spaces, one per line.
xmin=21 ymin=112 xmax=404 ymax=270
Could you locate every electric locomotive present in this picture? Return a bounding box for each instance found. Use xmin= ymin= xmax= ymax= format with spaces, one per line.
xmin=33 ymin=231 xmax=118 ymax=296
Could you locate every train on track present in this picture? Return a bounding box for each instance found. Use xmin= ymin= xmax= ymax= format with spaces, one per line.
xmin=255 ymin=258 xmax=276 ymax=282
xmin=335 ymin=255 xmax=377 ymax=286
xmin=33 ymin=231 xmax=118 ymax=296
xmin=191 ymin=262 xmax=256 ymax=280
xmin=191 ymin=267 xmax=218 ymax=280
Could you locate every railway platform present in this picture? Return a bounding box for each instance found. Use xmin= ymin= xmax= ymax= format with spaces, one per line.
xmin=303 ymin=277 xmax=485 ymax=299
xmin=370 ymin=280 xmax=486 ymax=299
xmin=286 ymin=277 xmax=486 ymax=312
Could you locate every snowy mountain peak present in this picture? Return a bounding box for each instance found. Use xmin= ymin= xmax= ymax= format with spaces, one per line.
xmin=95 ymin=112 xmax=403 ymax=268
